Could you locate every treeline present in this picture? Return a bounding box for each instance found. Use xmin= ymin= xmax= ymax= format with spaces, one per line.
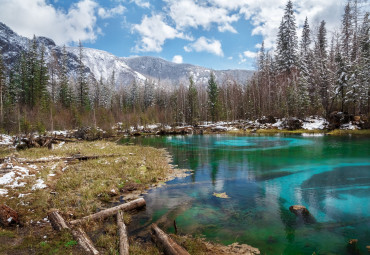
xmin=0 ymin=0 xmax=369 ymax=134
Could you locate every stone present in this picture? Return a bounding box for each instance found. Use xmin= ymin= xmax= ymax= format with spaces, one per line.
xmin=0 ymin=204 xmax=19 ymax=227
xmin=289 ymin=205 xmax=310 ymax=216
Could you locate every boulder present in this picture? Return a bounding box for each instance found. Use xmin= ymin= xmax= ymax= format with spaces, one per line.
xmin=289 ymin=205 xmax=316 ymax=224
xmin=282 ymin=118 xmax=303 ymax=130
xmin=0 ymin=204 xmax=19 ymax=227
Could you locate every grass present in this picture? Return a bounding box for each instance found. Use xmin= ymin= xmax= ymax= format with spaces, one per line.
xmin=327 ymin=129 xmax=370 ymax=136
xmin=0 ymin=140 xmax=176 ymax=254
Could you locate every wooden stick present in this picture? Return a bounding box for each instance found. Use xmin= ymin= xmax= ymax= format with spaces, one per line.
xmin=71 ymin=227 xmax=100 ymax=255
xmin=117 ymin=211 xmax=129 ymax=255
xmin=48 ymin=211 xmax=70 ymax=231
xmin=151 ymin=224 xmax=190 ymax=255
xmin=70 ymin=198 xmax=146 ymax=226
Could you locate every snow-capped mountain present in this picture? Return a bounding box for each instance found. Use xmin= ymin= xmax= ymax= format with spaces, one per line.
xmin=0 ymin=22 xmax=254 ymax=89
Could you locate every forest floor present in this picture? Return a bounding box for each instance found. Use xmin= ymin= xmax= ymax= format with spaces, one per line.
xmin=0 ymin=140 xmax=260 ymax=255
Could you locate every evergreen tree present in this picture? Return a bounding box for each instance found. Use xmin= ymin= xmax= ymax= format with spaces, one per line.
xmin=59 ymin=45 xmax=71 ymax=108
xmin=187 ymin=76 xmax=199 ymax=125
xmin=276 ymin=0 xmax=298 ymax=73
xmin=143 ymin=79 xmax=154 ymax=109
xmin=76 ymin=41 xmax=89 ymax=110
xmin=36 ymin=44 xmax=49 ymax=108
xmin=207 ymin=72 xmax=219 ymax=122
xmin=0 ymin=53 xmax=5 ymax=123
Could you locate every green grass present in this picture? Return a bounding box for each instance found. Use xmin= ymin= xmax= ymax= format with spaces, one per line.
xmin=327 ymin=129 xmax=370 ymax=136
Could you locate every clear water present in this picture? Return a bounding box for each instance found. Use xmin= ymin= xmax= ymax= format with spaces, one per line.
xmin=123 ymin=134 xmax=370 ymax=254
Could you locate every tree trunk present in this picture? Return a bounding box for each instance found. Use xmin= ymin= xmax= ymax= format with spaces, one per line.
xmin=48 ymin=211 xmax=70 ymax=231
xmin=71 ymin=227 xmax=100 ymax=255
xmin=151 ymin=223 xmax=190 ymax=255
xmin=117 ymin=211 xmax=129 ymax=255
xmin=70 ymin=198 xmax=145 ymax=225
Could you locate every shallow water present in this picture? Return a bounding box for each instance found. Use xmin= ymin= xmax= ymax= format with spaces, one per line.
xmin=123 ymin=134 xmax=370 ymax=254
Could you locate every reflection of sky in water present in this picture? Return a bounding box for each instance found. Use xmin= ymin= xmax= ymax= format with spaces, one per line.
xmin=126 ymin=135 xmax=370 ymax=255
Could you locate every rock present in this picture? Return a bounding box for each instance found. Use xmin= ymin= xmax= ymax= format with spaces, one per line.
xmin=258 ymin=116 xmax=276 ymax=124
xmin=0 ymin=204 xmax=19 ymax=227
xmin=353 ymin=116 xmax=361 ymax=122
xmin=289 ymin=205 xmax=309 ymax=216
xmin=289 ymin=205 xmax=316 ymax=224
xmin=347 ymin=239 xmax=360 ymax=255
xmin=282 ymin=118 xmax=303 ymax=130
xmin=108 ymin=189 xmax=118 ymax=197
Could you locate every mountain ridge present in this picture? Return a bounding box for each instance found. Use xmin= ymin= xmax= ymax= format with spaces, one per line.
xmin=0 ymin=22 xmax=254 ymax=89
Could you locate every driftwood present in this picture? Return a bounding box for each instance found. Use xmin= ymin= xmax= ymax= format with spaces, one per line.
xmin=48 ymin=211 xmax=99 ymax=254
xmin=117 ymin=211 xmax=129 ymax=255
xmin=21 ymin=154 xmax=120 ymax=164
xmin=72 ymin=227 xmax=100 ymax=255
xmin=70 ymin=198 xmax=146 ymax=225
xmin=151 ymin=224 xmax=190 ymax=255
xmin=48 ymin=211 xmax=70 ymax=231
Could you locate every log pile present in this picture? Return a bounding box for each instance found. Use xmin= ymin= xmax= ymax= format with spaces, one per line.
xmin=47 ymin=198 xmax=192 ymax=255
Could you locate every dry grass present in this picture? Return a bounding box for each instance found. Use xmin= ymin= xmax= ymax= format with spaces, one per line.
xmin=0 ymin=140 xmax=175 ymax=254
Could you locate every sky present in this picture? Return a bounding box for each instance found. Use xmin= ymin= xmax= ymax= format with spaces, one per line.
xmin=0 ymin=0 xmax=363 ymax=70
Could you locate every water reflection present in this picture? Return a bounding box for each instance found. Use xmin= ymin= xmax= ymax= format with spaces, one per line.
xmin=124 ymin=135 xmax=370 ymax=254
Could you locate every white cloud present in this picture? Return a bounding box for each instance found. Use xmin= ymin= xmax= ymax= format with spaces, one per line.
xmin=98 ymin=5 xmax=125 ymax=19
xmin=0 ymin=0 xmax=99 ymax=45
xmin=133 ymin=14 xmax=190 ymax=52
xmin=165 ymin=0 xmax=239 ymax=32
xmin=184 ymin=37 xmax=224 ymax=57
xmin=243 ymin=50 xmax=257 ymax=59
xmin=131 ymin=0 xmax=150 ymax=8
xmin=172 ymin=55 xmax=183 ymax=64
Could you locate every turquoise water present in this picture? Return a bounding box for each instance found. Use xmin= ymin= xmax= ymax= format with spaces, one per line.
xmin=124 ymin=134 xmax=370 ymax=254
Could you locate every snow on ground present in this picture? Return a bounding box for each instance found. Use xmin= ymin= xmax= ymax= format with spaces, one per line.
xmin=302 ymin=117 xmax=328 ymax=130
xmin=341 ymin=123 xmax=358 ymax=130
xmin=32 ymin=179 xmax=47 ymax=190
xmin=0 ymin=134 xmax=14 ymax=145
xmin=0 ymin=188 xmax=8 ymax=195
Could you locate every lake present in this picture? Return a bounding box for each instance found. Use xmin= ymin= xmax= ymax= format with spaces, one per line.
xmin=123 ymin=134 xmax=370 ymax=254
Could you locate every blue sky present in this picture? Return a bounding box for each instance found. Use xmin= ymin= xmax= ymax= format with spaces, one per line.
xmin=0 ymin=0 xmax=357 ymax=70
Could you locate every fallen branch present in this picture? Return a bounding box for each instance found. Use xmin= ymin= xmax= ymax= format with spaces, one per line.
xmin=151 ymin=223 xmax=190 ymax=255
xmin=48 ymin=211 xmax=99 ymax=255
xmin=117 ymin=211 xmax=129 ymax=255
xmin=48 ymin=211 xmax=70 ymax=231
xmin=70 ymin=198 xmax=146 ymax=226
xmin=72 ymin=227 xmax=100 ymax=255
xmin=20 ymin=154 xmax=120 ymax=164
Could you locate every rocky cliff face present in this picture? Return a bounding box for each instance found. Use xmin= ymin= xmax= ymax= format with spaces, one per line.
xmin=0 ymin=22 xmax=254 ymax=89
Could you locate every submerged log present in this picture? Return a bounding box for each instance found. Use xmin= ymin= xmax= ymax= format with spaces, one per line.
xmin=151 ymin=223 xmax=190 ymax=255
xmin=289 ymin=205 xmax=316 ymax=224
xmin=48 ymin=211 xmax=70 ymax=231
xmin=70 ymin=198 xmax=146 ymax=225
xmin=117 ymin=211 xmax=129 ymax=255
xmin=71 ymin=227 xmax=100 ymax=255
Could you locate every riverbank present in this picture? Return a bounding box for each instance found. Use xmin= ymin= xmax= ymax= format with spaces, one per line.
xmin=0 ymin=140 xmax=261 ymax=254
xmin=0 ymin=140 xmax=190 ymax=254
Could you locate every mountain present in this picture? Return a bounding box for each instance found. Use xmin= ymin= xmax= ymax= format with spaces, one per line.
xmin=0 ymin=22 xmax=254 ymax=89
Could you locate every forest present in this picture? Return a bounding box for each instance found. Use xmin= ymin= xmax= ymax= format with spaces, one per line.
xmin=0 ymin=0 xmax=368 ymax=134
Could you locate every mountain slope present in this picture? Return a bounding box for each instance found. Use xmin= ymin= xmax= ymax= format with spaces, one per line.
xmin=0 ymin=22 xmax=254 ymax=89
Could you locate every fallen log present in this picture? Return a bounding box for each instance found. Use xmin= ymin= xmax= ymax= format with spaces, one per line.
xmin=151 ymin=223 xmax=190 ymax=255
xmin=70 ymin=198 xmax=146 ymax=225
xmin=117 ymin=211 xmax=129 ymax=255
xmin=48 ymin=211 xmax=99 ymax=254
xmin=72 ymin=227 xmax=100 ymax=255
xmin=20 ymin=154 xmax=120 ymax=164
xmin=48 ymin=211 xmax=70 ymax=231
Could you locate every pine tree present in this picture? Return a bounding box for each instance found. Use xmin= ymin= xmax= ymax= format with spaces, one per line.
xmin=358 ymin=12 xmax=369 ymax=113
xmin=0 ymin=53 xmax=5 ymax=123
xmin=207 ymin=72 xmax=219 ymax=122
xmin=76 ymin=41 xmax=89 ymax=110
xmin=143 ymin=79 xmax=154 ymax=109
xmin=276 ymin=0 xmax=298 ymax=73
xmin=36 ymin=44 xmax=49 ymax=108
xmin=59 ymin=45 xmax=71 ymax=108
xmin=187 ymin=76 xmax=199 ymax=125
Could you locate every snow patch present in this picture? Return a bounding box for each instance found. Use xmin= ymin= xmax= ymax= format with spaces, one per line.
xmin=32 ymin=179 xmax=47 ymax=190
xmin=0 ymin=189 xmax=8 ymax=196
xmin=302 ymin=117 xmax=328 ymax=130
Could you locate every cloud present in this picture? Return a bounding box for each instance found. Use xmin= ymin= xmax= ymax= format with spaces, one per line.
xmin=98 ymin=5 xmax=125 ymax=19
xmin=133 ymin=14 xmax=190 ymax=52
xmin=164 ymin=0 xmax=239 ymax=32
xmin=184 ymin=37 xmax=224 ymax=56
xmin=172 ymin=55 xmax=183 ymax=64
xmin=238 ymin=50 xmax=257 ymax=65
xmin=243 ymin=50 xmax=257 ymax=58
xmin=0 ymin=0 xmax=99 ymax=45
xmin=130 ymin=0 xmax=150 ymax=8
